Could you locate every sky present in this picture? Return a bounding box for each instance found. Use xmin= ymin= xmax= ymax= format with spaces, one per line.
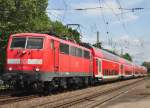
xmin=47 ymin=0 xmax=150 ymax=64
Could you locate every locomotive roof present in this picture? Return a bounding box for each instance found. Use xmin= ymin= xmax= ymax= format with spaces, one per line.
xmin=12 ymin=33 xmax=48 ymax=37
xmin=11 ymin=33 xmax=91 ymax=51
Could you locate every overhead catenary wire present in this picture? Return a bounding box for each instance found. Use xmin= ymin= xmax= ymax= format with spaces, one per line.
xmin=97 ymin=0 xmax=112 ymax=47
xmin=115 ymin=0 xmax=139 ymax=48
xmin=103 ymin=0 xmax=132 ymax=51
xmin=101 ymin=0 xmax=119 ymax=48
xmin=47 ymin=6 xmax=145 ymax=12
xmin=61 ymin=0 xmax=68 ymax=22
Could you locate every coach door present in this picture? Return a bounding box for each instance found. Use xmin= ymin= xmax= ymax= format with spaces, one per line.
xmin=120 ymin=64 xmax=124 ymax=76
xmin=96 ymin=59 xmax=102 ymax=77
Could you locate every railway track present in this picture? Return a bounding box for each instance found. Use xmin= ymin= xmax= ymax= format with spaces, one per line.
xmin=29 ymin=78 xmax=147 ymax=108
xmin=69 ymin=80 xmax=145 ymax=108
xmin=0 ymin=94 xmax=39 ymax=106
xmin=0 ymin=78 xmax=147 ymax=108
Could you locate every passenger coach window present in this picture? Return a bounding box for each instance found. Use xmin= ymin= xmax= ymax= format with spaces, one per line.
xmin=84 ymin=50 xmax=90 ymax=59
xmin=26 ymin=38 xmax=43 ymax=49
xmin=60 ymin=43 xmax=69 ymax=54
xmin=11 ymin=37 xmax=26 ymax=48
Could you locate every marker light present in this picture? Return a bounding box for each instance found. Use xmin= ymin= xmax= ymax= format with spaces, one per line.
xmin=9 ymin=67 xmax=12 ymax=71
xmin=35 ymin=68 xmax=40 ymax=72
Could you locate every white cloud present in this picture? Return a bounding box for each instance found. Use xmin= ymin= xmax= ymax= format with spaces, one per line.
xmin=47 ymin=10 xmax=64 ymax=21
xmin=114 ymin=35 xmax=150 ymax=64
xmin=122 ymin=0 xmax=145 ymax=7
xmin=113 ymin=14 xmax=139 ymax=24
xmin=82 ymin=34 xmax=97 ymax=44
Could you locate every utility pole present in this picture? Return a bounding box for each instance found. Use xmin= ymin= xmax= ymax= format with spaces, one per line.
xmin=93 ymin=31 xmax=102 ymax=49
xmin=97 ymin=31 xmax=100 ymax=44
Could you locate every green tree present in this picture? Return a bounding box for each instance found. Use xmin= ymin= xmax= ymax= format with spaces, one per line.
xmin=68 ymin=28 xmax=81 ymax=43
xmin=0 ymin=0 xmax=51 ymax=33
xmin=0 ymin=0 xmax=81 ymax=42
xmin=0 ymin=32 xmax=9 ymax=73
xmin=142 ymin=62 xmax=149 ymax=68
xmin=93 ymin=42 xmax=102 ymax=49
xmin=121 ymin=53 xmax=132 ymax=62
xmin=142 ymin=62 xmax=150 ymax=73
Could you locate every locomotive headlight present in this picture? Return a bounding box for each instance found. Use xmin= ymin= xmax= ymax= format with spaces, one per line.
xmin=35 ymin=68 xmax=40 ymax=72
xmin=8 ymin=67 xmax=12 ymax=71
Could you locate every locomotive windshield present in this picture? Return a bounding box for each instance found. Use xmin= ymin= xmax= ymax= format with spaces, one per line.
xmin=11 ymin=38 xmax=26 ymax=49
xmin=26 ymin=38 xmax=43 ymax=49
xmin=11 ymin=37 xmax=43 ymax=49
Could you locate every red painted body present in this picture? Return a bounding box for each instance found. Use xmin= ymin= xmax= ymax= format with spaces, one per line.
xmin=4 ymin=33 xmax=147 ymax=89
xmin=91 ymin=47 xmax=121 ymax=80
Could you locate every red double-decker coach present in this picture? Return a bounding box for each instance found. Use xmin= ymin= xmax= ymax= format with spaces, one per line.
xmin=91 ymin=47 xmax=121 ymax=81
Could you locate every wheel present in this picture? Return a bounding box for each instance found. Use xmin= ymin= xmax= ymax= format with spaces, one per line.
xmin=43 ymin=81 xmax=54 ymax=95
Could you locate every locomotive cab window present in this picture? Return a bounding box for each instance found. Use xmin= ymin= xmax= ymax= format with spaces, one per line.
xmin=84 ymin=50 xmax=90 ymax=59
xmin=11 ymin=37 xmax=43 ymax=49
xmin=60 ymin=43 xmax=69 ymax=54
xmin=11 ymin=37 xmax=26 ymax=49
xmin=26 ymin=38 xmax=43 ymax=49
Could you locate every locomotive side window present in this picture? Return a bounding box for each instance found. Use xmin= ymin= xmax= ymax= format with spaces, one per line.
xmin=76 ymin=48 xmax=82 ymax=57
xmin=11 ymin=37 xmax=26 ymax=48
xmin=60 ymin=43 xmax=69 ymax=54
xmin=26 ymin=38 xmax=43 ymax=49
xmin=70 ymin=46 xmax=76 ymax=56
xmin=84 ymin=50 xmax=90 ymax=59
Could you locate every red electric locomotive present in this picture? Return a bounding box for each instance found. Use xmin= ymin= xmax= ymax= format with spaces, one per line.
xmin=4 ymin=33 xmax=92 ymax=92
